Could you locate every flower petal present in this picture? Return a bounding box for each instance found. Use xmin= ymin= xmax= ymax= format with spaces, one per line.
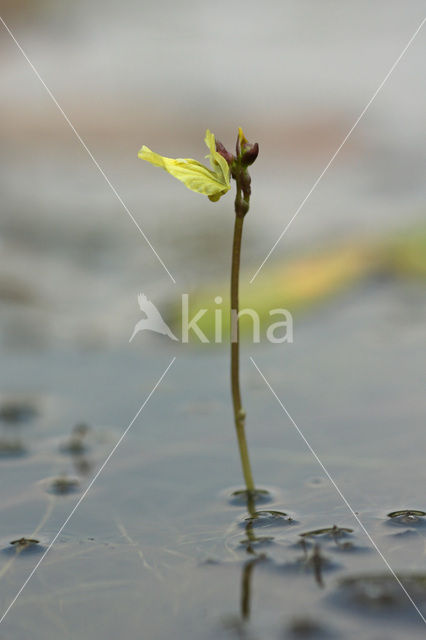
xmin=204 ymin=129 xmax=230 ymax=187
xmin=138 ymin=145 xmax=230 ymax=199
xmin=238 ymin=127 xmax=248 ymax=149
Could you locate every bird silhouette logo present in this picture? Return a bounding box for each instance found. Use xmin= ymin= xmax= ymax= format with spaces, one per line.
xmin=129 ymin=293 xmax=179 ymax=343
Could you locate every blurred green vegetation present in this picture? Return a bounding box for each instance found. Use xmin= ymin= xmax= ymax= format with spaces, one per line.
xmin=171 ymin=224 xmax=426 ymax=342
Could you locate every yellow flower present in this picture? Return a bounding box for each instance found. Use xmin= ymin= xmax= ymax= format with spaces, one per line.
xmin=138 ymin=130 xmax=231 ymax=202
xmin=238 ymin=126 xmax=248 ymax=150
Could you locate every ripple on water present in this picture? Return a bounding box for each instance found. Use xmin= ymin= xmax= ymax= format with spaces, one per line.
xmin=243 ymin=510 xmax=296 ymax=529
xmin=223 ymin=486 xmax=281 ymax=507
xmin=1 ymin=536 xmax=47 ymax=556
xmin=386 ymin=510 xmax=426 ymax=527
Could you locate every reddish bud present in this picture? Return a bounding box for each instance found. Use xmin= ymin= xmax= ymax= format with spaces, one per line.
xmin=215 ymin=140 xmax=234 ymax=165
xmin=241 ymin=142 xmax=259 ymax=166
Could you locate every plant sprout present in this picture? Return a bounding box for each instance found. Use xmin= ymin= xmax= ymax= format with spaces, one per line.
xmin=139 ymin=128 xmax=259 ymax=494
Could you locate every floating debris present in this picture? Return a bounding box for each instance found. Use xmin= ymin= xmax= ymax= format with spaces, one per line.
xmin=387 ymin=510 xmax=426 ymax=524
xmin=2 ymin=536 xmax=45 ymax=556
xmin=300 ymin=525 xmax=353 ymax=550
xmin=0 ymin=401 xmax=38 ymax=424
xmin=10 ymin=537 xmax=39 ymax=549
xmin=300 ymin=525 xmax=353 ymax=539
xmin=244 ymin=510 xmax=294 ymax=529
xmin=50 ymin=475 xmax=80 ymax=495
xmin=248 ymin=509 xmax=289 ymax=519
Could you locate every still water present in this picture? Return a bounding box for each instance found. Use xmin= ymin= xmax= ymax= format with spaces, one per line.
xmin=0 ymin=279 xmax=425 ymax=639
xmin=1 ymin=2 xmax=426 ymax=637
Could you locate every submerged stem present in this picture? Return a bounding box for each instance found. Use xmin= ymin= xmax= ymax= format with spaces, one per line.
xmin=231 ymin=181 xmax=255 ymax=492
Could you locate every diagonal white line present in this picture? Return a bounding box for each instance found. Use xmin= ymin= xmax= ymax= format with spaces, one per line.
xmin=249 ymin=16 xmax=426 ymax=284
xmin=0 ymin=16 xmax=176 ymax=284
xmin=0 ymin=357 xmax=176 ymax=625
xmin=250 ymin=356 xmax=426 ymax=624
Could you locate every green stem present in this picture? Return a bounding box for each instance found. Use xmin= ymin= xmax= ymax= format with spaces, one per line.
xmin=231 ymin=182 xmax=255 ymax=492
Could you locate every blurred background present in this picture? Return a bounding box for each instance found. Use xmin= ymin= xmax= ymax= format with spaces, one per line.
xmin=1 ymin=0 xmax=425 ymax=348
xmin=1 ymin=5 xmax=426 ymax=638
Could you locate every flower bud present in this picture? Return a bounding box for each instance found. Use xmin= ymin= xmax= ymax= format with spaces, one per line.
xmin=236 ymin=127 xmax=258 ymax=166
xmin=215 ymin=140 xmax=234 ymax=165
xmin=241 ymin=142 xmax=259 ymax=166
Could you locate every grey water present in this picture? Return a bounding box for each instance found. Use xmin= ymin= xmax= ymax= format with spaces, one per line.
xmin=1 ymin=2 xmax=426 ymax=637
xmin=0 ymin=278 xmax=425 ymax=639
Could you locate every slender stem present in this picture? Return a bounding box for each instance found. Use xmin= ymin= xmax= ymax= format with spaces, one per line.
xmin=231 ymin=182 xmax=255 ymax=492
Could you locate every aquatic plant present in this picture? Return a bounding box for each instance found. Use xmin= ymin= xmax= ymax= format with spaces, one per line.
xmin=139 ymin=128 xmax=259 ymax=492
xmin=10 ymin=537 xmax=39 ymax=548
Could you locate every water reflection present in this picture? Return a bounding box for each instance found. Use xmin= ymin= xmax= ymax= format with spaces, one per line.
xmin=60 ymin=422 xmax=93 ymax=476
xmin=236 ymin=491 xmax=291 ymax=624
xmin=229 ymin=485 xmax=363 ymax=632
xmin=0 ymin=397 xmax=38 ymax=457
xmin=240 ymin=554 xmax=266 ymax=621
